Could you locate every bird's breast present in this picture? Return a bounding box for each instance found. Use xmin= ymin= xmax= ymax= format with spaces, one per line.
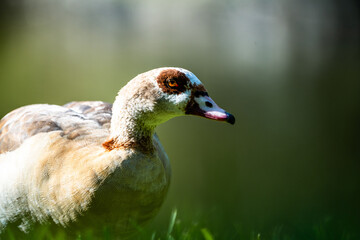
xmin=79 ymin=151 xmax=170 ymax=234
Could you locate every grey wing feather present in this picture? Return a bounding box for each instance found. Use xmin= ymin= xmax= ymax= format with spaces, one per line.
xmin=0 ymin=101 xmax=113 ymax=154
xmin=63 ymin=101 xmax=112 ymax=127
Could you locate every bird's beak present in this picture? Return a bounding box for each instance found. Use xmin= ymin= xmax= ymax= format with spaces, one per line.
xmin=185 ymin=95 xmax=235 ymax=125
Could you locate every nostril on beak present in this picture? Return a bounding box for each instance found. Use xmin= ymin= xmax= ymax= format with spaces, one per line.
xmin=205 ymin=101 xmax=213 ymax=108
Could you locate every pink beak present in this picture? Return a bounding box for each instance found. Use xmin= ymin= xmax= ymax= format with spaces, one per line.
xmin=185 ymin=95 xmax=235 ymax=125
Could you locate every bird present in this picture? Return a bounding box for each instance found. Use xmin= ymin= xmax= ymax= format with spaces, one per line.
xmin=0 ymin=67 xmax=235 ymax=237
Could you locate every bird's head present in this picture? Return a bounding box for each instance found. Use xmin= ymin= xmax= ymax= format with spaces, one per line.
xmin=115 ymin=67 xmax=235 ymax=126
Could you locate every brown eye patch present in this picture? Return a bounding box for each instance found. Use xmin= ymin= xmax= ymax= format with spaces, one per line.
xmin=156 ymin=69 xmax=189 ymax=94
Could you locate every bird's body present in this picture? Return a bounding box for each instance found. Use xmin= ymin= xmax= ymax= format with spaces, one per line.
xmin=0 ymin=67 xmax=234 ymax=237
xmin=0 ymin=102 xmax=170 ymax=236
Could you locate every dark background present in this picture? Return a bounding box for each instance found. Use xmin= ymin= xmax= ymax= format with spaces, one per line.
xmin=1 ymin=0 xmax=359 ymax=238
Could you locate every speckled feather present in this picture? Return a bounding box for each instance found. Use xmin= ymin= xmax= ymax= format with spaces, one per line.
xmin=0 ymin=101 xmax=112 ymax=154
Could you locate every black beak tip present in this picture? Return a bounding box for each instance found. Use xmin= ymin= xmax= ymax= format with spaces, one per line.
xmin=226 ymin=113 xmax=235 ymax=125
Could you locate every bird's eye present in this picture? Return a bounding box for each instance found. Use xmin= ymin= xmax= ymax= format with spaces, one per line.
xmin=166 ymin=79 xmax=178 ymax=88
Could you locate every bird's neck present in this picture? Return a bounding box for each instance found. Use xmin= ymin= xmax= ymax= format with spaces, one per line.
xmin=103 ymin=93 xmax=156 ymax=154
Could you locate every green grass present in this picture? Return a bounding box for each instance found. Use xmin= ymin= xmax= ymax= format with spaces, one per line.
xmin=1 ymin=209 xmax=358 ymax=240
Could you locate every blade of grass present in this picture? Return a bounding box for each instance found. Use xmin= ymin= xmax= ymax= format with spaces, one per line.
xmin=167 ymin=209 xmax=177 ymax=239
xmin=201 ymin=228 xmax=214 ymax=240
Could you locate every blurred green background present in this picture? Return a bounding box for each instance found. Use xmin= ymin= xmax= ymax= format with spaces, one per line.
xmin=0 ymin=0 xmax=359 ymax=238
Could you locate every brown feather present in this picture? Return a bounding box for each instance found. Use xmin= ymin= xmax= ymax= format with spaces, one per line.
xmin=0 ymin=102 xmax=112 ymax=154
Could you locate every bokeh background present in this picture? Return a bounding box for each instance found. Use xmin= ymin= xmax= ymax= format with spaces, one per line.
xmin=0 ymin=0 xmax=359 ymax=238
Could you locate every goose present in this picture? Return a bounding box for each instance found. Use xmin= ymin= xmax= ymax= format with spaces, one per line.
xmin=0 ymin=67 xmax=235 ymax=237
